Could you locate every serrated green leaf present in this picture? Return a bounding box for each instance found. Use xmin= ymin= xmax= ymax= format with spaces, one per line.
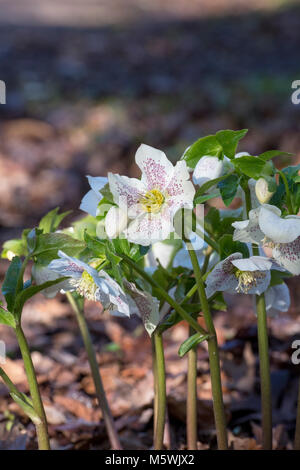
xmin=259 ymin=150 xmax=293 ymax=161
xmin=194 ymin=192 xmax=220 ymax=204
xmin=34 ymin=233 xmax=85 ymax=263
xmin=233 ymin=155 xmax=267 ymax=179
xmin=0 ymin=307 xmax=16 ymax=328
xmin=2 ymin=257 xmax=22 ymax=311
xmin=39 ymin=207 xmax=72 ymax=233
xmin=178 ymin=332 xmax=210 ymax=357
xmin=99 ymin=183 xmax=115 ymax=204
xmin=84 ymin=232 xmax=106 ymax=257
xmin=182 ymin=135 xmax=222 ymax=169
xmin=216 ymin=129 xmax=248 ymax=159
xmin=218 ymin=174 xmax=239 ymax=206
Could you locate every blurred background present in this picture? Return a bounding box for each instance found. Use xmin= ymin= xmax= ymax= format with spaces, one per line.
xmin=1 ymin=0 xmax=300 ymax=450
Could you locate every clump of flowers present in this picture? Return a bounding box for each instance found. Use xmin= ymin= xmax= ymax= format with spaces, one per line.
xmin=1 ymin=129 xmax=299 ymax=452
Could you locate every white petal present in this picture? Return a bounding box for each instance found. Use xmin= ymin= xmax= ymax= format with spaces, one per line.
xmin=265 ymin=283 xmax=290 ymax=316
xmin=248 ymin=270 xmax=271 ymax=295
xmin=192 ymin=156 xmax=223 ymax=186
xmin=80 ymin=190 xmax=101 ymax=217
xmin=105 ymin=206 xmax=128 ymax=239
xmin=108 ymin=172 xmax=145 ymax=210
xmin=205 ymin=253 xmax=242 ymax=298
xmin=86 ymin=175 xmax=108 ymax=194
xmin=125 ymin=207 xmax=174 ymax=246
xmin=272 ymin=237 xmax=300 ymax=275
xmin=235 ymin=152 xmax=250 ymax=158
xmin=135 ymin=144 xmax=174 ymax=191
xmin=124 ymin=280 xmax=160 ymax=336
xmin=232 ymin=207 xmax=264 ymax=244
xmin=166 ymin=160 xmax=195 ymax=215
xmin=149 ymin=242 xmax=178 ymax=269
xmin=259 ymin=205 xmax=300 ymax=243
xmin=32 ymin=264 xmax=72 ymax=298
xmin=48 ymin=252 xmax=85 ymax=278
xmin=231 ymin=256 xmax=272 ymax=272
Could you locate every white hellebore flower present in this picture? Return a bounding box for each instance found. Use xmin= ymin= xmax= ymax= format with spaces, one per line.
xmin=108 ymin=144 xmax=195 ymax=246
xmin=233 ymin=204 xmax=300 ymax=275
xmin=80 ymin=176 xmax=108 ymax=217
xmin=205 ymin=253 xmax=272 ymax=298
xmin=193 ymin=156 xmax=223 ymax=187
xmin=32 ymin=264 xmax=73 ymax=299
xmin=48 ymin=251 xmax=131 ymax=316
xmin=264 ymin=283 xmax=291 ymax=317
xmin=123 ymin=281 xmax=160 ymax=336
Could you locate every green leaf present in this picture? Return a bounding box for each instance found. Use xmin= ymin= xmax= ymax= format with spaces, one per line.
xmin=218 ymin=174 xmax=239 ymax=206
xmin=182 ymin=135 xmax=222 ymax=169
xmin=157 ymin=310 xmax=182 ymax=334
xmin=216 ymin=129 xmax=248 ymax=159
xmin=194 ymin=192 xmax=220 ymax=205
xmin=219 ymin=234 xmax=249 ymax=260
xmin=99 ymin=183 xmax=115 ymax=204
xmin=0 ymin=307 xmax=16 ymax=328
xmin=84 ymin=232 xmax=106 ymax=257
xmin=259 ymin=150 xmax=293 ymax=161
xmin=14 ymin=277 xmax=68 ymax=315
xmin=178 ymin=332 xmax=210 ymax=357
xmin=233 ymin=155 xmax=267 ymax=179
xmin=39 ymin=207 xmax=71 ymax=233
xmin=34 ymin=233 xmax=85 ymax=263
xmin=194 ymin=171 xmax=234 ymax=200
xmin=2 ymin=257 xmax=22 ymax=311
xmin=270 ymin=270 xmax=292 ymax=287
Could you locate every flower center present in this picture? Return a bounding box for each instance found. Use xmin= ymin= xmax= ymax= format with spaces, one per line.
xmin=234 ymin=269 xmax=266 ymax=294
xmin=262 ymin=236 xmax=276 ymax=249
xmin=140 ymin=189 xmax=165 ymax=214
xmin=70 ymin=270 xmax=98 ymax=301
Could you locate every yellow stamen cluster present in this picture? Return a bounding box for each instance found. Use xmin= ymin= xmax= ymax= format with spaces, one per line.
xmin=262 ymin=236 xmax=276 ymax=249
xmin=70 ymin=270 xmax=98 ymax=301
xmin=235 ymin=269 xmax=266 ymax=294
xmin=140 ymin=189 xmax=165 ymax=214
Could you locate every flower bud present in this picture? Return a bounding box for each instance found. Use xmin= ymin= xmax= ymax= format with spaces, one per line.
xmin=105 ymin=206 xmax=128 ymax=239
xmin=255 ymin=178 xmax=275 ymax=204
xmin=193 ymin=156 xmax=223 ymax=186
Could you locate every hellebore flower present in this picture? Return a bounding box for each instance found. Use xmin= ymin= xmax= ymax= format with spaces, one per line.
xmin=32 ymin=264 xmax=73 ymax=299
xmin=255 ymin=178 xmax=275 ymax=205
xmin=108 ymin=144 xmax=195 ymax=246
xmin=123 ymin=281 xmax=160 ymax=336
xmin=233 ymin=204 xmax=300 ymax=275
xmin=80 ymin=176 xmax=108 ymax=217
xmin=48 ymin=251 xmax=131 ymax=316
xmin=205 ymin=253 xmax=272 ymax=298
xmin=105 ymin=205 xmax=128 ymax=239
xmin=264 ymin=282 xmax=291 ymax=317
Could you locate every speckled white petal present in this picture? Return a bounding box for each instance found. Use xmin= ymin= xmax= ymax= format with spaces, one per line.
xmin=80 ymin=190 xmax=101 ymax=217
xmin=135 ymin=144 xmax=174 ymax=191
xmin=166 ymin=160 xmax=195 ymax=214
xmin=124 ymin=280 xmax=160 ymax=336
xmin=108 ymin=172 xmax=145 ymax=210
xmin=192 ymin=156 xmax=223 ymax=186
xmin=272 ymin=237 xmax=300 ymax=275
xmin=232 ymin=207 xmax=264 ymax=244
xmin=205 ymin=253 xmax=242 ymax=298
xmin=125 ymin=207 xmax=174 ymax=246
xmin=231 ymin=256 xmax=272 ymax=272
xmin=247 ymin=270 xmax=271 ymax=295
xmin=48 ymin=251 xmax=86 ymax=278
xmin=259 ymin=205 xmax=300 ymax=243
xmin=265 ymin=283 xmax=290 ymax=316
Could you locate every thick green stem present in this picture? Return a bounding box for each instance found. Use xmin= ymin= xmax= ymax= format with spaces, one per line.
xmin=188 ymin=249 xmax=228 ymax=449
xmin=278 ymin=170 xmax=294 ymax=214
xmin=294 ymin=377 xmax=300 ymax=449
xmin=15 ymin=324 xmax=50 ymax=450
xmin=244 ymin=182 xmax=273 ymax=449
xmin=153 ymin=331 xmax=166 ymax=450
xmin=121 ymin=255 xmax=208 ymax=336
xmin=187 ymin=325 xmax=198 ymax=450
xmin=66 ymin=292 xmax=122 ymax=450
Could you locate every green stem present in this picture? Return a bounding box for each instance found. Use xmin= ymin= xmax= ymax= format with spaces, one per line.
xmin=244 ymin=182 xmax=273 ymax=450
xmin=277 ymin=170 xmax=294 ymax=214
xmin=294 ymin=377 xmax=300 ymax=449
xmin=15 ymin=324 xmax=50 ymax=450
xmin=153 ymin=331 xmax=166 ymax=450
xmin=121 ymin=254 xmax=208 ymax=336
xmin=188 ymin=248 xmax=228 ymax=449
xmin=152 ymin=336 xmax=158 ymax=438
xmin=187 ymin=325 xmax=198 ymax=450
xmin=256 ymin=294 xmax=272 ymax=449
xmin=66 ymin=292 xmax=122 ymax=450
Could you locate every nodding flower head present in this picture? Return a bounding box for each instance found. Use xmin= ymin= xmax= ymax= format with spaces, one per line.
xmin=234 ymin=268 xmax=267 ymax=294
xmin=70 ymin=270 xmax=98 ymax=301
